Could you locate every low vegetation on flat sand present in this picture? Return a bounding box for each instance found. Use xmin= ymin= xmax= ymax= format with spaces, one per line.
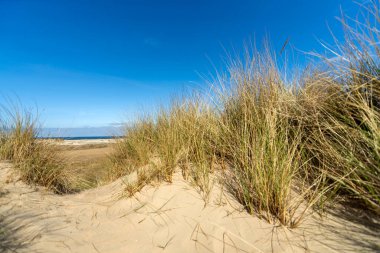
xmin=0 ymin=0 xmax=379 ymax=235
xmin=57 ymin=142 xmax=113 ymax=191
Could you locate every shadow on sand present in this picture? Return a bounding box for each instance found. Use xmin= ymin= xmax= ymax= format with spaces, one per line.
xmin=306 ymin=204 xmax=380 ymax=253
xmin=328 ymin=205 xmax=379 ymax=251
xmin=0 ymin=189 xmax=41 ymax=253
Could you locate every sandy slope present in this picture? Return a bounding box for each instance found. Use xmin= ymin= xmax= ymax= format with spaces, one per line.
xmin=0 ymin=162 xmax=379 ymax=253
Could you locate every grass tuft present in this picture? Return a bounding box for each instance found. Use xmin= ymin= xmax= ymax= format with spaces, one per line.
xmin=0 ymin=105 xmax=70 ymax=194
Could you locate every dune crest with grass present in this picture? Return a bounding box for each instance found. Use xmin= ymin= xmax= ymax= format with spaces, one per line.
xmin=1 ymin=1 xmax=380 ymax=252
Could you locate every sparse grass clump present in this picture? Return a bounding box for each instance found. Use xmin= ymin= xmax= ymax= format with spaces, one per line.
xmin=0 ymin=106 xmax=70 ymax=194
xmin=108 ymin=118 xmax=155 ymax=181
xmin=110 ymin=97 xmax=219 ymax=200
xmin=110 ymin=1 xmax=380 ymax=226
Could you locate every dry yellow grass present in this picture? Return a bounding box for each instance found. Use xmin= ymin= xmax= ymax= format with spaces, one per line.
xmin=60 ymin=144 xmax=113 ymax=191
xmin=109 ymin=1 xmax=380 ymax=227
xmin=0 ymin=0 xmax=378 ymax=229
xmin=0 ymin=106 xmax=69 ymax=193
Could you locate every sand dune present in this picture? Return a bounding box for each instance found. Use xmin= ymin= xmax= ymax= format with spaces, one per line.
xmin=0 ymin=162 xmax=379 ymax=253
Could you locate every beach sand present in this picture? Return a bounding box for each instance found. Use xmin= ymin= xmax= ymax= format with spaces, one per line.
xmin=56 ymin=139 xmax=117 ymax=146
xmin=0 ymin=140 xmax=379 ymax=253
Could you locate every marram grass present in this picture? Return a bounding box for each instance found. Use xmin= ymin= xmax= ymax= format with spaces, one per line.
xmin=0 ymin=1 xmax=377 ymax=227
xmin=0 ymin=105 xmax=70 ymax=194
xmin=110 ymin=1 xmax=380 ymax=227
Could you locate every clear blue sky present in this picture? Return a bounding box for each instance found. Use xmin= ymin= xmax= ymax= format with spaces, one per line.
xmin=0 ymin=0 xmax=360 ymax=134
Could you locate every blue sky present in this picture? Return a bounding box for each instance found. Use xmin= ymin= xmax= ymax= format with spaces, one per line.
xmin=0 ymin=0 xmax=361 ymax=135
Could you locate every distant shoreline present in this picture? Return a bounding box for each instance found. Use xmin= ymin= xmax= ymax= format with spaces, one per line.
xmin=38 ymin=136 xmax=122 ymax=140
